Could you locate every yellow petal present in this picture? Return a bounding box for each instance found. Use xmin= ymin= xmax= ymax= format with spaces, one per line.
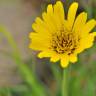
xmin=60 ymin=55 xmax=69 ymax=68
xmin=69 ymin=54 xmax=78 ymax=63
xmin=67 ymin=2 xmax=78 ymax=29
xmin=29 ymin=32 xmax=50 ymax=51
xmin=47 ymin=4 xmax=53 ymax=15
xmin=73 ymin=12 xmax=87 ymax=33
xmin=35 ymin=17 xmax=43 ymax=25
xmin=29 ymin=32 xmax=35 ymax=39
xmin=82 ymin=32 xmax=96 ymax=48
xmin=32 ymin=23 xmax=45 ymax=33
xmin=29 ymin=41 xmax=48 ymax=51
xmin=31 ymin=23 xmax=52 ymax=40
xmin=75 ymin=44 xmax=85 ymax=54
xmin=34 ymin=17 xmax=48 ymax=33
xmin=50 ymin=54 xmax=60 ymax=62
xmin=82 ymin=19 xmax=96 ymax=34
xmin=32 ymin=17 xmax=45 ymax=33
xmin=47 ymin=4 xmax=59 ymax=31
xmin=76 ymin=32 xmax=96 ymax=53
xmin=42 ymin=12 xmax=56 ymax=32
xmin=53 ymin=1 xmax=65 ymax=25
xmin=29 ymin=32 xmax=50 ymax=42
xmin=38 ymin=51 xmax=53 ymax=58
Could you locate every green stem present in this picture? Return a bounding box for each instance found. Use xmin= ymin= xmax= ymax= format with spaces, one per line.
xmin=0 ymin=26 xmax=46 ymax=96
xmin=62 ymin=68 xmax=68 ymax=96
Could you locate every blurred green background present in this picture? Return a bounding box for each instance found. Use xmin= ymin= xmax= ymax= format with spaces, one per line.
xmin=0 ymin=0 xmax=96 ymax=96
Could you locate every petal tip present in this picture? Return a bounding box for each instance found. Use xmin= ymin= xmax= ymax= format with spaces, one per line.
xmin=70 ymin=2 xmax=78 ymax=9
xmin=29 ymin=32 xmax=33 ymax=38
xmin=38 ymin=53 xmax=43 ymax=58
xmin=60 ymin=63 xmax=69 ymax=68
xmin=56 ymin=1 xmax=62 ymax=4
xmin=56 ymin=0 xmax=63 ymax=6
xmin=47 ymin=4 xmax=53 ymax=9
xmin=72 ymin=2 xmax=78 ymax=6
xmin=60 ymin=59 xmax=69 ymax=68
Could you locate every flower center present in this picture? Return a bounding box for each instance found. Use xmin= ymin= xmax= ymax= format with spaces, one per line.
xmin=51 ymin=28 xmax=80 ymax=55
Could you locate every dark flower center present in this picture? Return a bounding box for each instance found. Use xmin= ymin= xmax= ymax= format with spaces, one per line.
xmin=51 ymin=28 xmax=80 ymax=55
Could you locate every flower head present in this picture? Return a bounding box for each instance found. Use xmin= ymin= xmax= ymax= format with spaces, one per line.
xmin=29 ymin=1 xmax=96 ymax=68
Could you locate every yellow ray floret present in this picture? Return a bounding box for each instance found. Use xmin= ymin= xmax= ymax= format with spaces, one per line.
xmin=29 ymin=1 xmax=96 ymax=68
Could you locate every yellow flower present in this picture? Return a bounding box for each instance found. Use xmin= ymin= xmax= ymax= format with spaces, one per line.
xmin=29 ymin=1 xmax=96 ymax=68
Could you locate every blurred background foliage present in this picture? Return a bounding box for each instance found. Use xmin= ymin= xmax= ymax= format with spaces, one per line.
xmin=0 ymin=0 xmax=96 ymax=96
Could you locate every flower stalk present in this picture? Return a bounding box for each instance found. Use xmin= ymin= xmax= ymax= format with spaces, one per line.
xmin=62 ymin=68 xmax=68 ymax=96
